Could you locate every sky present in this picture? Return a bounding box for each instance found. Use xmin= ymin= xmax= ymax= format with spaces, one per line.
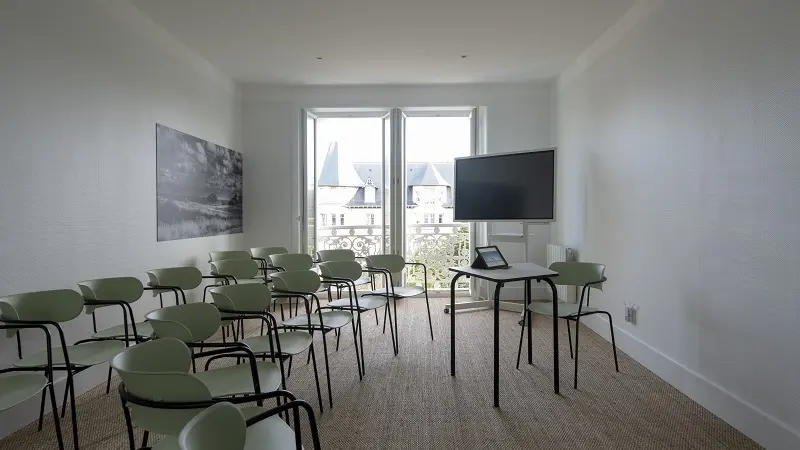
xmin=314 ymin=116 xmax=471 ymax=168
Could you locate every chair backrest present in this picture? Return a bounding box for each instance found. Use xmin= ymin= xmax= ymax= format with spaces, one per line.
xmin=365 ymin=254 xmax=406 ymax=274
xmin=548 ymin=262 xmax=606 ymax=290
xmin=318 ymin=261 xmax=362 ymax=282
xmin=209 ymin=283 xmax=271 ymax=313
xmin=77 ymin=276 xmax=144 ymax=314
xmin=208 ymin=251 xmax=251 ymax=262
xmin=270 ymin=270 xmax=321 ymax=294
xmin=111 ymin=338 xmax=212 ymax=436
xmin=146 ymin=267 xmax=203 ymax=294
xmin=250 ymin=246 xmax=288 ymax=263
xmin=270 ymin=253 xmax=314 ymax=272
xmin=316 ymin=249 xmax=356 ymax=262
xmin=210 ymin=259 xmax=260 ymax=281
xmin=179 ymin=402 xmax=246 ymax=450
xmin=0 ymin=290 xmax=84 ymax=338
xmin=145 ymin=303 xmax=221 ymax=343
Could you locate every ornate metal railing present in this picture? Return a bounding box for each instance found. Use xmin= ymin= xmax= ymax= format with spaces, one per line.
xmin=317 ymin=223 xmax=470 ymax=290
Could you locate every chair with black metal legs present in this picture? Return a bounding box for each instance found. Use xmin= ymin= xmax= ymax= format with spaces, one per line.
xmin=316 ymin=250 xmax=376 ymax=313
xmin=515 ymin=262 xmax=618 ymax=389
xmin=209 ymin=283 xmax=323 ymax=412
xmin=0 ymin=323 xmax=65 ymax=450
xmin=269 ymin=253 xmax=317 ymax=319
xmin=145 ymin=302 xmax=283 ymax=398
xmin=271 ymin=270 xmax=361 ymax=409
xmin=146 ymin=266 xmax=232 ymax=305
xmin=250 ymin=246 xmax=289 ymax=275
xmin=111 ymin=337 xmax=293 ymax=450
xmin=77 ymin=277 xmax=162 ymax=394
xmin=0 ymin=289 xmax=126 ymax=450
xmin=318 ymin=260 xmax=394 ymax=372
xmin=362 ymin=254 xmax=434 ymax=353
xmin=178 ymin=401 xmax=322 ymax=450
xmin=210 ymin=259 xmax=269 ymax=286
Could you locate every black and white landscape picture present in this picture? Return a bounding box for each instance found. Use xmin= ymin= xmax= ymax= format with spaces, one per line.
xmin=156 ymin=124 xmax=243 ymax=241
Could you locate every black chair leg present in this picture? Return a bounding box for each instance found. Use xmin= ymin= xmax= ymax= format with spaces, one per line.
xmin=37 ymin=381 xmax=47 ymax=430
xmin=393 ymin=298 xmax=399 ymax=353
xmin=515 ymin=309 xmax=525 ymax=370
xmin=142 ymin=430 xmax=150 ymax=448
xmin=567 ymin=319 xmax=574 ymax=359
xmin=382 ymin=303 xmax=389 ymax=334
xmin=47 ymin=381 xmax=65 ymax=450
xmin=335 ymin=329 xmax=341 ymax=351
xmin=604 ymin=312 xmax=620 ymax=372
xmin=309 ymin=344 xmax=323 ymax=413
xmin=65 ymin=373 xmax=80 ymax=450
xmin=321 ymin=331 xmax=334 ymax=408
xmin=105 ymin=366 xmax=113 ymax=394
xmin=357 ymin=313 xmax=366 ymax=376
xmin=287 ymin=356 xmax=293 ymax=378
xmin=385 ymin=303 xmax=397 ymax=355
xmin=374 ymin=308 xmax=379 ymax=325
xmin=573 ymin=317 xmax=581 ymax=389
xmin=424 ymin=291 xmax=433 ymax=340
xmin=350 ymin=319 xmax=363 ymax=380
xmin=60 ymin=379 xmax=70 ymax=418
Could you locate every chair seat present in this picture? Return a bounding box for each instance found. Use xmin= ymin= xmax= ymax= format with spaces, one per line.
xmin=363 ymin=286 xmax=424 ymax=298
xmin=527 ymin=301 xmax=598 ymax=318
xmin=241 ymin=332 xmax=313 ymax=356
xmin=282 ymin=311 xmax=353 ymax=330
xmin=0 ymin=374 xmax=48 ymax=412
xmin=92 ymin=321 xmax=153 ymax=339
xmin=195 ymin=361 xmax=282 ymax=398
xmin=14 ymin=340 xmax=126 ymax=368
xmin=327 ymin=296 xmax=388 ymax=311
xmin=153 ymin=406 xmax=299 ymax=450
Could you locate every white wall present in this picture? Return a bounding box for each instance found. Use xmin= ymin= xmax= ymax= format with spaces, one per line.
xmin=241 ymin=83 xmax=555 ymax=297
xmin=0 ymin=0 xmax=242 ymax=437
xmin=556 ymin=0 xmax=800 ymax=448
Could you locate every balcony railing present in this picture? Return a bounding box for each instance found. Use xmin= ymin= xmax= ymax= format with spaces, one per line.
xmin=317 ymin=223 xmax=470 ymax=290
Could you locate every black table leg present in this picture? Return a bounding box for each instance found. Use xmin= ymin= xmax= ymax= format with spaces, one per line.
xmin=543 ymin=277 xmax=560 ymax=394
xmin=450 ymin=273 xmax=463 ymax=376
xmin=493 ymin=281 xmax=503 ymax=407
xmin=526 ymin=279 xmax=532 ymax=365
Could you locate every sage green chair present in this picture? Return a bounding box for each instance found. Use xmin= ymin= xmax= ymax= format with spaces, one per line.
xmin=146 ymin=266 xmax=231 ymax=304
xmin=77 ymin=277 xmax=157 ymax=394
xmin=316 ymin=249 xmax=375 ymax=300
xmin=364 ymin=254 xmax=434 ymax=350
xmin=269 ymin=253 xmax=314 ymax=272
xmin=269 ymin=253 xmax=317 ymax=319
xmin=250 ymin=246 xmax=289 ymax=273
xmin=111 ymin=338 xmax=293 ymax=450
xmin=145 ymin=302 xmax=282 ymax=398
xmin=0 ymin=289 xmax=126 ymax=450
xmin=271 ymin=270 xmax=361 ymax=409
xmin=210 ymin=259 xmax=268 ymax=285
xmin=318 ymin=261 xmax=394 ymax=365
xmin=516 ymin=262 xmax=618 ymax=389
xmin=209 ymin=250 xmax=252 ymax=262
xmin=178 ymin=401 xmax=321 ymax=450
xmin=0 ymin=323 xmax=64 ymax=449
xmin=209 ymin=283 xmax=323 ymax=412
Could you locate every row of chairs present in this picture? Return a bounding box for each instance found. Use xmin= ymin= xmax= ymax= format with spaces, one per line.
xmin=0 ymin=246 xmax=436 ymax=450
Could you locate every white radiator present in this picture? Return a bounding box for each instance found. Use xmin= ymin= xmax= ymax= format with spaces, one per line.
xmin=546 ymin=244 xmax=576 ymax=303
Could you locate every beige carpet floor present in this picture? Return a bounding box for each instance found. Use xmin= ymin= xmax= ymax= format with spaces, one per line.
xmin=0 ymin=297 xmax=760 ymax=450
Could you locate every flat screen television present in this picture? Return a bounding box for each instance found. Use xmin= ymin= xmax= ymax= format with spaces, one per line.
xmin=453 ymin=148 xmax=556 ymax=222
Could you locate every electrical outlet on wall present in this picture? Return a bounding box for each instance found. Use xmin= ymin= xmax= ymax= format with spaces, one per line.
xmin=624 ymin=303 xmax=639 ymax=325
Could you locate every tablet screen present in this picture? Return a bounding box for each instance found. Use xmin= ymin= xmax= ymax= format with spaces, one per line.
xmin=477 ymin=247 xmax=508 ymax=269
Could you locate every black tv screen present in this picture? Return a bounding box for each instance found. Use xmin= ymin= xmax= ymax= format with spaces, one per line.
xmin=453 ymin=149 xmax=556 ymax=222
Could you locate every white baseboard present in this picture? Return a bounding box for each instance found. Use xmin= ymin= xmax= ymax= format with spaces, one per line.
xmin=581 ymin=315 xmax=800 ymax=450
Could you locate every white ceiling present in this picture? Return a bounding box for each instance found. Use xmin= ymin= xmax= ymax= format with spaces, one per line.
xmin=131 ymin=0 xmax=636 ymax=85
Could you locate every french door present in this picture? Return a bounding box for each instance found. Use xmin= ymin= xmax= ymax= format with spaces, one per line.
xmin=301 ymin=107 xmax=476 ymax=291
